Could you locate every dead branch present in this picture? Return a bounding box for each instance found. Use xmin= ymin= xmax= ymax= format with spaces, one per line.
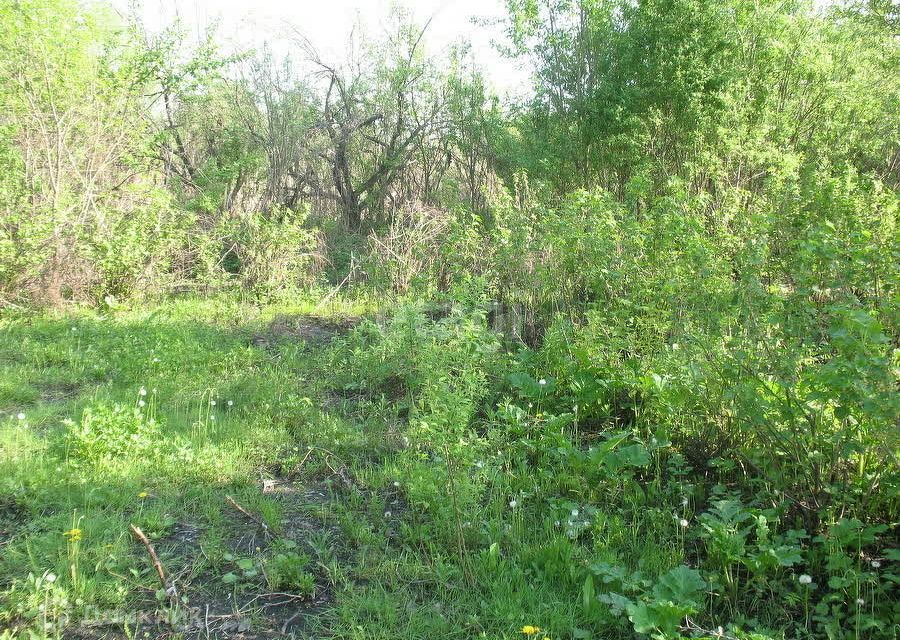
xmin=225 ymin=495 xmax=273 ymax=537
xmin=129 ymin=524 xmax=178 ymax=606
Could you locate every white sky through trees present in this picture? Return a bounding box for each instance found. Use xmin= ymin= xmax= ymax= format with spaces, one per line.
xmin=111 ymin=0 xmax=532 ymax=96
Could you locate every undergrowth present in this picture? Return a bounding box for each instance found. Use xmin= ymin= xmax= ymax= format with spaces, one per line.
xmin=0 ymin=292 xmax=895 ymax=639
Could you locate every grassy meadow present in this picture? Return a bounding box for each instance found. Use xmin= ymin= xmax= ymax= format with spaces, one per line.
xmin=2 ymin=293 xmax=895 ymax=639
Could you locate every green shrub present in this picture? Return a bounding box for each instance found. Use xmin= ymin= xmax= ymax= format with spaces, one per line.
xmin=64 ymin=403 xmax=162 ymax=465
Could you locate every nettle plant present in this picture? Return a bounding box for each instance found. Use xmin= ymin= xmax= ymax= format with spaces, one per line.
xmin=696 ymin=499 xmax=805 ymax=614
xmin=595 ymin=564 xmax=707 ymax=637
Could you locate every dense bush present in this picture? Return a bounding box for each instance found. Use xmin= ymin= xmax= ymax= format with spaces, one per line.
xmin=0 ymin=0 xmax=896 ymax=637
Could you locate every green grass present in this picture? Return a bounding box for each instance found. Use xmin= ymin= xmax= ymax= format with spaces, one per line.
xmin=0 ymin=295 xmax=627 ymax=639
xmin=1 ymin=295 xmax=890 ymax=640
xmin=0 ymin=296 xmax=372 ymax=637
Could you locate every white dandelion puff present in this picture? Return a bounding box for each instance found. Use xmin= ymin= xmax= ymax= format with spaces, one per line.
xmin=798 ymin=574 xmax=812 ymax=585
xmin=679 ymin=518 xmax=689 ymax=528
xmin=17 ymin=412 xmax=25 ymax=420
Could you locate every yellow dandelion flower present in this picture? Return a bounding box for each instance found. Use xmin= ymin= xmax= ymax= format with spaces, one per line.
xmin=521 ymin=626 xmax=541 ymax=635
xmin=138 ymin=491 xmax=148 ymax=498
xmin=63 ymin=528 xmax=82 ymax=542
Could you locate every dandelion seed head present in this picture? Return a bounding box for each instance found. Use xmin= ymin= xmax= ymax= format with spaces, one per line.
xmin=509 ymin=499 xmax=517 ymax=508
xmin=45 ymin=573 xmax=56 ymax=583
xmin=538 ymin=379 xmax=546 ymax=386
xmin=227 ymin=400 xmax=233 ymax=406
xmin=139 ymin=387 xmax=147 ymax=396
xmin=17 ymin=412 xmax=25 ymax=420
xmin=871 ymin=560 xmax=881 ymax=568
xmin=798 ymin=574 xmax=812 ymax=585
xmin=138 ymin=400 xmax=145 ymax=407
xmin=680 ymin=518 xmax=689 ymax=528
xmin=856 ymin=598 xmax=865 ymax=605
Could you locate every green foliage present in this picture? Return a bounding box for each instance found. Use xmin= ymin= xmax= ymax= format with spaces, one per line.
xmin=64 ymin=403 xmax=162 ymax=465
xmin=0 ymin=0 xmax=191 ymax=304
xmin=0 ymin=0 xmax=897 ymax=638
xmin=266 ymin=546 xmax=316 ymax=595
xmin=223 ymin=206 xmax=321 ymax=298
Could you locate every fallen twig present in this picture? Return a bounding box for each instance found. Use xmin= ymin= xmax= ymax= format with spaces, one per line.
xmin=129 ymin=524 xmax=178 ymax=606
xmin=225 ymin=495 xmax=273 ymax=537
xmin=295 ymin=446 xmax=356 ymax=490
xmin=282 ymin=610 xmax=304 ymax=633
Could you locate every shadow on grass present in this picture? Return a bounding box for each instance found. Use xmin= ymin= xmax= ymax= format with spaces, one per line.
xmin=0 ymin=303 xmax=360 ymax=638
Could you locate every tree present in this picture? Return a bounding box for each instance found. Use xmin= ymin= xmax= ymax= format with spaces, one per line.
xmin=305 ymin=12 xmax=447 ymax=229
xmin=0 ymin=0 xmax=184 ymax=303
